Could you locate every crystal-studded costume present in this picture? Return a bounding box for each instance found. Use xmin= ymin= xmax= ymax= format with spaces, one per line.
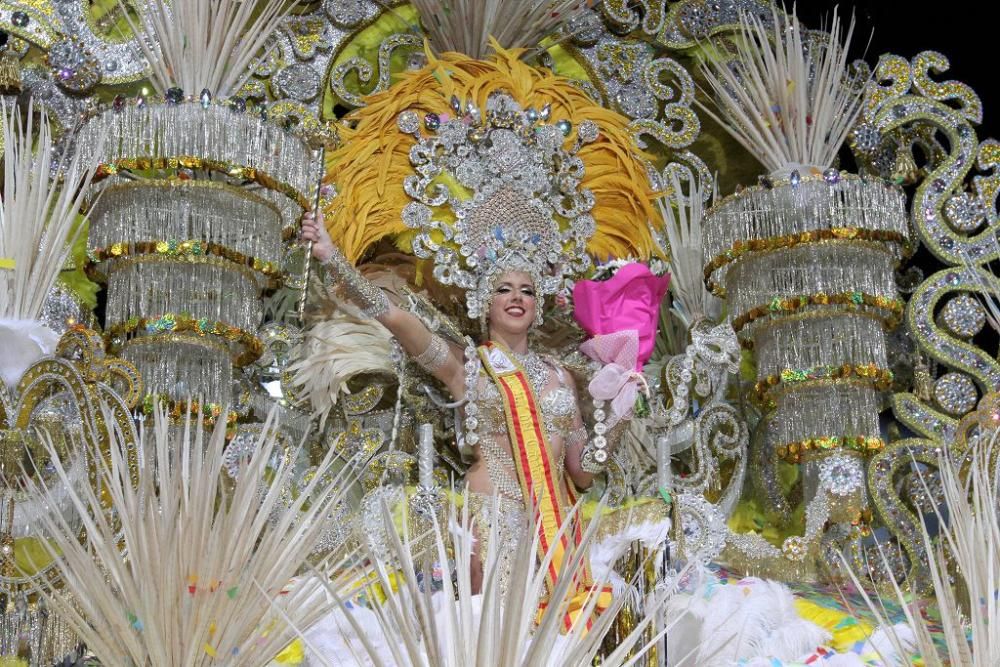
xmin=473 ymin=351 xmax=583 ymax=500
xmin=461 ymin=345 xmax=587 ymax=596
xmin=316 ymin=45 xmax=664 ymax=630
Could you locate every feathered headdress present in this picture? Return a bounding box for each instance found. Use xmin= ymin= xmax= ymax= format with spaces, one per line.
xmin=325 ymin=44 xmax=661 ymax=322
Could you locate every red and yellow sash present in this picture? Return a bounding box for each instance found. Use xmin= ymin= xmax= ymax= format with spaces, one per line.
xmin=478 ymin=342 xmax=612 ymax=633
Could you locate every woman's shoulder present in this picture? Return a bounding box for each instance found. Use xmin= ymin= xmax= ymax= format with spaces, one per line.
xmin=538 ymin=353 xmax=576 ymax=385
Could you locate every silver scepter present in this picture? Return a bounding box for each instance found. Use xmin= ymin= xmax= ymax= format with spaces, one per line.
xmin=297 ymin=144 xmax=327 ymax=324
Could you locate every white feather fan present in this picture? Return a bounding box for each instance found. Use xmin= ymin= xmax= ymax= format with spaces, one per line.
xmin=121 ymin=0 xmax=291 ymax=96
xmin=24 ymin=404 xmax=356 ymax=666
xmin=698 ymin=5 xmax=864 ymax=175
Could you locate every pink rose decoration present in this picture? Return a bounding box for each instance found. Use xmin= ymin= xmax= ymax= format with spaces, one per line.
xmin=573 ymin=262 xmax=670 ymax=370
xmin=573 ymin=263 xmax=670 ymax=426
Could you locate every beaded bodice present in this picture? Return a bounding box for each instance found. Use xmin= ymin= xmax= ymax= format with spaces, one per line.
xmin=476 ymin=354 xmax=576 ymax=435
xmin=471 ymin=350 xmax=579 ymax=499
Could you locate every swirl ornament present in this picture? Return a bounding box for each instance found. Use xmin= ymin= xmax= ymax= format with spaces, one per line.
xmin=601 ymin=0 xmax=668 ymax=35
xmin=854 ymin=53 xmax=1000 ymax=584
xmin=567 ymin=22 xmax=710 ymax=195
xmin=1 ymin=328 xmax=140 ymax=659
xmin=329 ymin=33 xmax=422 ymax=108
xmin=1 ymin=1 xmax=149 ymax=84
xmin=859 ymin=55 xmax=1000 ymax=442
xmin=657 ymin=0 xmax=774 ymax=50
xmin=868 ymin=440 xmax=942 ymax=586
xmin=651 ymin=322 xmax=747 ymax=525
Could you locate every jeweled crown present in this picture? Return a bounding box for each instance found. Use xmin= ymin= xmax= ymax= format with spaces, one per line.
xmin=396 ymin=91 xmax=601 ymax=320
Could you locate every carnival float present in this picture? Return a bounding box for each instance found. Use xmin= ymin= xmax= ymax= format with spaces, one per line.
xmin=0 ymin=0 xmax=998 ymax=665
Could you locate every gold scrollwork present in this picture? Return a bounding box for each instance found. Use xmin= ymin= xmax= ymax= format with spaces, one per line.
xmin=601 ymin=0 xmax=668 ymax=36
xmin=1 ymin=327 xmax=141 ymax=597
xmin=858 ymin=53 xmax=1000 ymax=589
xmin=329 ymin=33 xmax=422 ymax=107
xmin=868 ymin=438 xmax=948 ymax=588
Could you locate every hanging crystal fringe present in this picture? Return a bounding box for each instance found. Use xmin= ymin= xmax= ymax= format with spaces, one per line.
xmin=752 ymin=314 xmax=889 ymax=378
xmin=105 ymin=257 xmax=262 ymax=332
xmin=75 ymin=102 xmax=318 ymax=199
xmin=89 ymin=179 xmax=292 ymax=266
xmin=703 ymin=176 xmax=910 ymax=287
xmin=79 ymin=102 xmax=318 ymax=412
xmin=0 ymin=598 xmax=80 ymax=665
xmin=726 ymin=243 xmax=899 ymax=338
xmin=770 ymin=383 xmax=882 ymax=449
xmin=704 ymin=178 xmax=906 ymax=478
xmin=122 ymin=336 xmax=233 ymax=404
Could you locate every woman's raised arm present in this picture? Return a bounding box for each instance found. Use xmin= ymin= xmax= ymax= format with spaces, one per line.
xmin=301 ymin=211 xmax=466 ymax=398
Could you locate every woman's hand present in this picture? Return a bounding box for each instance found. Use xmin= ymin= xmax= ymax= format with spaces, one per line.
xmin=300 ymin=210 xmax=335 ymax=263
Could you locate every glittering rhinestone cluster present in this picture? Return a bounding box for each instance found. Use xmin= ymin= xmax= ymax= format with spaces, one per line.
xmin=396 ymin=91 xmax=601 ymax=319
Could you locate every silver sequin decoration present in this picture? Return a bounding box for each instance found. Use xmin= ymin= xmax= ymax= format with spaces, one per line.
xmin=933 ymin=372 xmax=978 ymax=415
xmin=273 ymin=63 xmax=321 ymax=102
xmin=943 ymin=192 xmax=987 ymax=232
xmin=940 ymin=294 xmax=986 ymax=338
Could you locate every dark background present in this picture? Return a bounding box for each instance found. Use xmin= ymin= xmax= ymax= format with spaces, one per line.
xmin=799 ymin=1 xmax=997 ymax=139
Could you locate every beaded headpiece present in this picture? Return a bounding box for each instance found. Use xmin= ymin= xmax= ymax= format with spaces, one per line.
xmin=325 ymin=46 xmax=661 ymax=329
xmin=397 ymin=91 xmax=600 ymax=322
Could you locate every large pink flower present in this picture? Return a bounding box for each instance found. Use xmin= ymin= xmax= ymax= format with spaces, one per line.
xmin=572 ymin=262 xmax=670 ymax=371
xmin=572 ymin=263 xmax=670 ymax=426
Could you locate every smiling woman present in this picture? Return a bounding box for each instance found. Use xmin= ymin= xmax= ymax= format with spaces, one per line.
xmin=297 ymin=45 xmax=664 ymax=635
xmin=488 ymin=272 xmax=539 ymax=338
xmin=300 ymin=215 xmax=600 ymax=610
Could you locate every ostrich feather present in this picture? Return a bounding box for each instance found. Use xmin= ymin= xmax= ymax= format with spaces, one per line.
xmin=698 ymin=5 xmax=865 ymax=175
xmin=305 ymin=494 xmax=688 ymax=666
xmin=121 ymin=0 xmax=292 ymax=96
xmin=657 ymin=172 xmax=721 ymax=327
xmin=666 ymin=575 xmax=830 ymax=666
xmin=0 ymin=100 xmax=103 ymax=321
xmin=24 ymin=404 xmax=355 ymax=666
xmin=288 ymin=296 xmax=395 ymax=430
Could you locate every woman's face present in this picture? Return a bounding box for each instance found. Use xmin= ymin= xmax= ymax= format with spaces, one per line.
xmin=487 ymin=271 xmax=537 ymax=338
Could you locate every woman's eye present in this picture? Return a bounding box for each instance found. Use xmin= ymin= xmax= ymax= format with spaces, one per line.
xmin=521 ymin=289 xmax=535 ymax=297
xmin=496 ymin=286 xmax=511 ymax=294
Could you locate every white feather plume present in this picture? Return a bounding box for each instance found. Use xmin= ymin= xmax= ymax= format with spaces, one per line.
xmin=409 ymin=0 xmax=593 ymax=59
xmin=844 ymin=437 xmax=1000 ymax=665
xmin=666 ymin=574 xmax=830 ymax=666
xmin=698 ymin=5 xmax=865 ymax=175
xmin=306 ymin=494 xmax=688 ymax=666
xmin=0 ymin=99 xmax=103 ymax=321
xmin=288 ymin=298 xmax=395 ymax=430
xmin=25 ymin=404 xmax=355 ymax=666
xmin=657 ymin=172 xmax=722 ymax=327
xmin=121 ymin=0 xmax=291 ymax=96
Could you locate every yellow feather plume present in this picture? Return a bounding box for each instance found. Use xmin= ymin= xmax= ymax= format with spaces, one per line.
xmin=325 ymin=44 xmax=662 ymax=266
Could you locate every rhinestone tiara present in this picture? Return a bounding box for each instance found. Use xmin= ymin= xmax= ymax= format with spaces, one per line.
xmin=396 ymin=91 xmax=600 ymax=319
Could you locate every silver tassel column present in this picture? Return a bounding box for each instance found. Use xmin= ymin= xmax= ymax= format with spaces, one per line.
xmin=80 ymin=97 xmax=316 ymax=416
xmin=703 ymin=171 xmax=909 ymax=520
